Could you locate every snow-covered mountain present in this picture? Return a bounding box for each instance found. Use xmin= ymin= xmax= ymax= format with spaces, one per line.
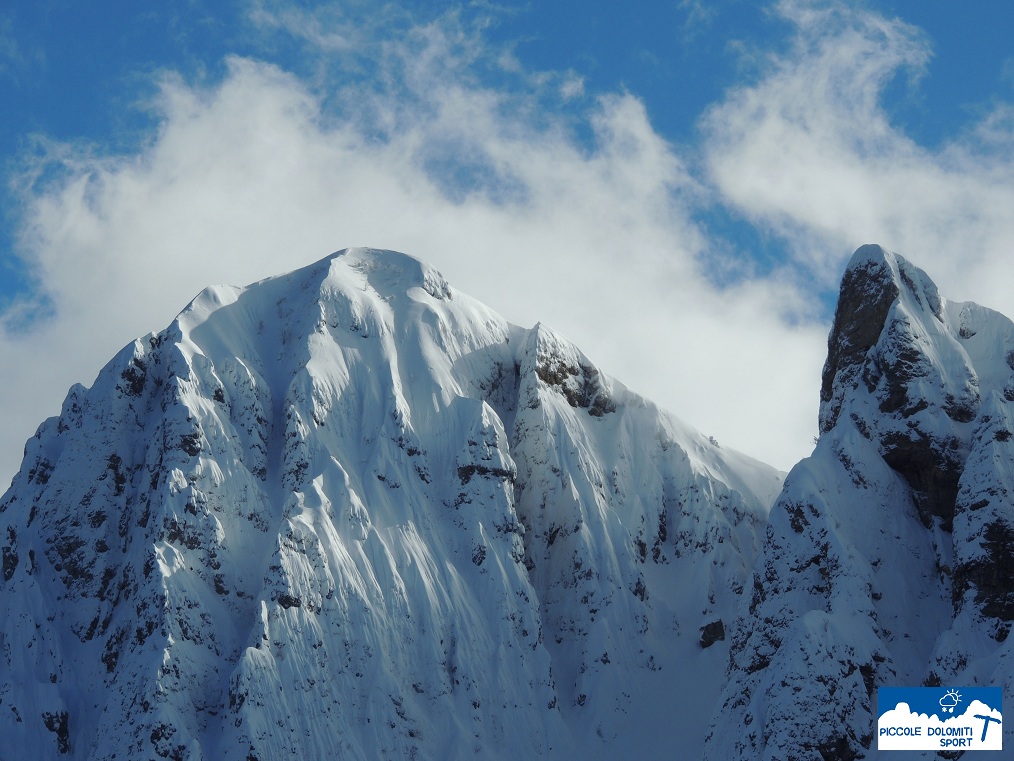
xmin=706 ymin=245 xmax=1014 ymax=759
xmin=6 ymin=244 xmax=1013 ymax=761
xmin=0 ymin=248 xmax=782 ymax=760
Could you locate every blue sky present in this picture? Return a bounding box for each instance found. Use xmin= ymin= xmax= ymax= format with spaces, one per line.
xmin=2 ymin=0 xmax=1014 ymax=484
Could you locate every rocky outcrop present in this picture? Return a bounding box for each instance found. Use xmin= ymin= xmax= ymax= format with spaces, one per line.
xmin=819 ymin=245 xmax=901 ymax=432
xmin=708 ymin=244 xmax=1014 ymax=759
xmin=819 ymin=245 xmax=979 ymax=530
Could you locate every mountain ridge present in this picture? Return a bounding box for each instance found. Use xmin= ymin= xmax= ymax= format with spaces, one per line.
xmin=1 ymin=247 xmax=781 ymax=760
xmin=4 ymin=243 xmax=1012 ymax=760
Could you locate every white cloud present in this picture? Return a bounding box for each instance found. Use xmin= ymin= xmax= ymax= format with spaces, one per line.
xmin=0 ymin=14 xmax=831 ymax=489
xmin=246 ymin=1 xmax=368 ymax=54
xmin=677 ymin=0 xmax=718 ymax=36
xmin=559 ymin=72 xmax=584 ymax=100
xmin=702 ymin=0 xmax=1014 ymax=314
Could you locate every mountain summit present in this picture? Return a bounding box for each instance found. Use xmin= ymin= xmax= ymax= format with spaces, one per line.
xmin=0 ymin=248 xmax=781 ymax=760
xmin=707 ymin=245 xmax=1014 ymax=759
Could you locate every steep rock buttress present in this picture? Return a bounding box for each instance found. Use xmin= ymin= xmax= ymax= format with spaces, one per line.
xmin=706 ymin=245 xmax=1014 ymax=760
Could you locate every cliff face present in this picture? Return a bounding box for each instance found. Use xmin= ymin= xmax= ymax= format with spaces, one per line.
xmin=707 ymin=245 xmax=1014 ymax=760
xmin=0 ymin=247 xmax=781 ymax=761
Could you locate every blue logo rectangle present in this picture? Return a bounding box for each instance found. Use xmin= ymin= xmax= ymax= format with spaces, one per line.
xmin=878 ymin=687 xmax=1002 ymax=751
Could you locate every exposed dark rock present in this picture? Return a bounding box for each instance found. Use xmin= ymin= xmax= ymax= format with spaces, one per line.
xmin=536 ymin=358 xmax=616 ymax=417
xmin=457 ymin=463 xmax=514 ymax=485
xmin=120 ymin=358 xmax=147 ymax=397
xmin=28 ymin=459 xmax=54 ymax=485
xmin=820 ymin=250 xmax=899 ymax=433
xmin=105 ymin=454 xmax=126 ymax=496
xmin=631 ymin=575 xmax=647 ymax=601
xmin=699 ymin=619 xmax=725 ymax=649
xmin=278 ymin=593 xmax=302 ymax=609
xmin=179 ymin=433 xmax=202 ymax=457
xmin=42 ymin=711 xmax=70 ymax=754
xmin=472 ymin=545 xmax=486 ymax=567
xmin=880 ymin=430 xmax=963 ymax=530
xmin=817 ymin=732 xmax=866 ymax=761
xmin=2 ymin=545 xmax=18 ymax=581
xmin=953 ymin=520 xmax=1014 ymax=624
xmin=3 ymin=528 xmax=17 ymax=581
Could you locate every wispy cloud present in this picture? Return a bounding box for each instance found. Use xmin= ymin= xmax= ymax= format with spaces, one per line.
xmin=0 ymin=19 xmax=17 ymax=72
xmin=0 ymin=11 xmax=41 ymax=81
xmin=678 ymin=0 xmax=719 ymax=36
xmin=701 ymin=0 xmax=1014 ymax=314
xmin=248 ymin=2 xmax=361 ymax=53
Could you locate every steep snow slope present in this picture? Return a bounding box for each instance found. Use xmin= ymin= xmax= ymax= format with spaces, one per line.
xmin=706 ymin=245 xmax=1014 ymax=760
xmin=0 ymin=248 xmax=781 ymax=761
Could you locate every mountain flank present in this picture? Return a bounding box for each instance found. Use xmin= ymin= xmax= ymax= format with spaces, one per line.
xmin=0 ymin=248 xmax=779 ymax=760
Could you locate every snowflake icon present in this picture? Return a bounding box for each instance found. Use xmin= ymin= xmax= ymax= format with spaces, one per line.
xmin=939 ymin=690 xmax=962 ymax=713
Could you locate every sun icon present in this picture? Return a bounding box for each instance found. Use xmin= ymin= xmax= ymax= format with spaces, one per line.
xmin=939 ymin=690 xmax=962 ymax=713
